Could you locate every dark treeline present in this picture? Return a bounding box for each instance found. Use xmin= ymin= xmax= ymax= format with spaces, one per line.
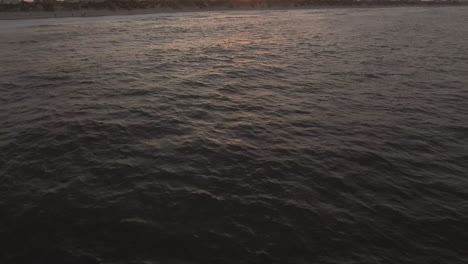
xmin=0 ymin=0 xmax=463 ymax=12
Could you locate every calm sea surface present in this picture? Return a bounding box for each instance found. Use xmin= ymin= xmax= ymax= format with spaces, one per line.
xmin=1 ymin=6 xmax=468 ymax=264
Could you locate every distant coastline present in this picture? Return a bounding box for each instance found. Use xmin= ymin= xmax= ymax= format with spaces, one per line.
xmin=0 ymin=1 xmax=466 ymax=20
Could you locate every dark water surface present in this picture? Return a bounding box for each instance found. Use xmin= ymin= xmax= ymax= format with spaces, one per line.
xmin=1 ymin=6 xmax=468 ymax=264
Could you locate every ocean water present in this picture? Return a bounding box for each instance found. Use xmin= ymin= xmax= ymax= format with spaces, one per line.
xmin=1 ymin=6 xmax=468 ymax=264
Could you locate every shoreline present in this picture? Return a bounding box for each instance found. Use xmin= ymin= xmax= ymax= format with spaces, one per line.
xmin=0 ymin=3 xmax=466 ymax=21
